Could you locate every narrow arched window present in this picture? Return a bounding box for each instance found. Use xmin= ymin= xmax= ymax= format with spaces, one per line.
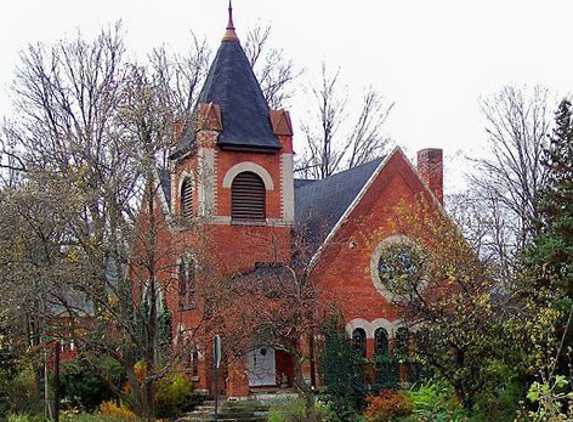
xmin=352 ymin=328 xmax=367 ymax=358
xmin=374 ymin=328 xmax=389 ymax=356
xmin=179 ymin=258 xmax=196 ymax=309
xmin=394 ymin=327 xmax=410 ymax=358
xmin=191 ymin=350 xmax=199 ymax=377
xmin=178 ymin=260 xmax=187 ymax=308
xmin=180 ymin=177 xmax=193 ymax=221
xmin=231 ymin=171 xmax=265 ymax=221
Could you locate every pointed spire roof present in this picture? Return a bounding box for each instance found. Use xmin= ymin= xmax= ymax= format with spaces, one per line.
xmin=196 ymin=3 xmax=281 ymax=151
xmin=170 ymin=3 xmax=282 ymax=158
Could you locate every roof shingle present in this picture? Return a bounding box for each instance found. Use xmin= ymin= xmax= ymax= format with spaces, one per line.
xmin=294 ymin=158 xmax=384 ymax=248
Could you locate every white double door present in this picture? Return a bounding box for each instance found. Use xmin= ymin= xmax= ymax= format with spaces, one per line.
xmin=246 ymin=346 xmax=276 ymax=387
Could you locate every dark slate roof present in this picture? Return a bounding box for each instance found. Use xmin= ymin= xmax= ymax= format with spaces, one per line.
xmin=199 ymin=39 xmax=281 ymax=150
xmin=169 ymin=116 xmax=195 ymax=159
xmin=294 ymin=157 xmax=385 ymax=248
xmin=170 ymin=38 xmax=281 ymax=158
xmin=158 ymin=168 xmax=171 ymax=209
xmin=294 ymin=179 xmax=316 ymax=190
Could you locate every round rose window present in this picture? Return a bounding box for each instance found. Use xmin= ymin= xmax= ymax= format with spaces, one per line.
xmin=371 ymin=236 xmax=424 ymax=299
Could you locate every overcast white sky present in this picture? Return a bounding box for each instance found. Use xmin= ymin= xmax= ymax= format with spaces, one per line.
xmin=1 ymin=0 xmax=573 ymax=192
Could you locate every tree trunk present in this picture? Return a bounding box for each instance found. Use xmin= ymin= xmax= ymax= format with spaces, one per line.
xmin=291 ymin=352 xmax=317 ymax=422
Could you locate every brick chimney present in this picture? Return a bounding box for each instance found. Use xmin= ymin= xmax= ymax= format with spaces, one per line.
xmin=417 ymin=148 xmax=443 ymax=204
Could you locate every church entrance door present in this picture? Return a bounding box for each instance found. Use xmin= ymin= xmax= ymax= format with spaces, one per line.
xmin=246 ymin=346 xmax=276 ymax=387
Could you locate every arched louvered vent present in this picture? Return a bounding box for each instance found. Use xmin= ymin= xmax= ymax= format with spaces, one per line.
xmin=231 ymin=171 xmax=266 ymax=221
xmin=180 ymin=178 xmax=193 ymax=221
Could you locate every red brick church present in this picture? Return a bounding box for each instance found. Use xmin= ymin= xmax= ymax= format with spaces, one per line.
xmin=143 ymin=5 xmax=444 ymax=397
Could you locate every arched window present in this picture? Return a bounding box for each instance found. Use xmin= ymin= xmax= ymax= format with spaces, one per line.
xmin=231 ymin=171 xmax=265 ymax=221
xmin=352 ymin=328 xmax=367 ymax=358
xmin=179 ymin=258 xmax=196 ymax=309
xmin=191 ymin=350 xmax=199 ymax=377
xmin=374 ymin=328 xmax=389 ymax=356
xmin=180 ymin=177 xmax=193 ymax=221
xmin=394 ymin=327 xmax=410 ymax=358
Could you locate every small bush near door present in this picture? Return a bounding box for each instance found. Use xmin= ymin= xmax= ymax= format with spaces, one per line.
xmin=153 ymin=372 xmax=194 ymax=418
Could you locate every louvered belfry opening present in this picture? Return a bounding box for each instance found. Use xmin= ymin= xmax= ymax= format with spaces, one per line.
xmin=180 ymin=178 xmax=193 ymax=221
xmin=231 ymin=171 xmax=266 ymax=221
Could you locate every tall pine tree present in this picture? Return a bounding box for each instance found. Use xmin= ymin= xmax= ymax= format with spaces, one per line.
xmin=532 ymin=98 xmax=573 ymax=298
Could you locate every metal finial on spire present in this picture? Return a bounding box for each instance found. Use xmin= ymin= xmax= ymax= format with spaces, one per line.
xmin=227 ymin=0 xmax=235 ymax=29
xmin=222 ymin=0 xmax=239 ymax=42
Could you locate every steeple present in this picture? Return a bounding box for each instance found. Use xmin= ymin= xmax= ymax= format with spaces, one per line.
xmin=169 ymin=1 xmax=281 ymax=159
xmin=222 ymin=1 xmax=239 ymax=42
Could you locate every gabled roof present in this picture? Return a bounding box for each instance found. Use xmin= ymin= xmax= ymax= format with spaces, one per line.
xmin=294 ymin=157 xmax=385 ymax=248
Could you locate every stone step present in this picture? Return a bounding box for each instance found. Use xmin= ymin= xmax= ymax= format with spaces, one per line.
xmin=179 ymin=417 xmax=267 ymax=422
xmin=178 ymin=399 xmax=270 ymax=422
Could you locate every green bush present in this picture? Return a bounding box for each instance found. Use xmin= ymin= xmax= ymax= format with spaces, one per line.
xmin=371 ymin=356 xmax=400 ymax=391
xmin=407 ymin=380 xmax=468 ymax=422
xmin=153 ymin=372 xmax=194 ymax=418
xmin=320 ymin=318 xmax=366 ymax=418
xmin=61 ymin=413 xmax=137 ymax=422
xmin=1 ymin=369 xmax=43 ymax=417
xmin=6 ymin=415 xmax=40 ymax=422
xmin=267 ymin=397 xmax=346 ymax=422
xmin=472 ymin=362 xmax=527 ymax=422
xmin=3 ymin=414 xmax=50 ymax=422
xmin=267 ymin=397 xmax=306 ymax=422
xmin=315 ymin=399 xmax=343 ymax=422
xmin=60 ymin=358 xmax=124 ymax=412
xmin=2 ymin=413 xmax=137 ymax=422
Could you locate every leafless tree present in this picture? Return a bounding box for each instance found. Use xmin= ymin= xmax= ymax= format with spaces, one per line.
xmin=0 ymin=24 xmax=192 ymax=419
xmin=296 ymin=63 xmax=393 ymax=179
xmin=149 ymin=32 xmax=212 ymax=167
xmin=446 ymin=191 xmax=515 ymax=285
xmin=150 ymin=32 xmax=211 ymax=117
xmin=465 ymin=84 xmax=554 ymax=283
xmin=244 ymin=23 xmax=300 ymax=109
xmin=209 ymin=225 xmax=331 ymax=422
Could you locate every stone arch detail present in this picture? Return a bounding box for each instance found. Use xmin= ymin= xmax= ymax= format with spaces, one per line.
xmin=175 ymin=170 xmax=196 ymax=215
xmin=222 ymin=162 xmax=274 ymax=191
xmin=345 ymin=318 xmax=398 ymax=339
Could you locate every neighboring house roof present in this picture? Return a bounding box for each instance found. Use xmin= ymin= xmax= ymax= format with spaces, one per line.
xmin=170 ymin=32 xmax=281 ymax=159
xmin=294 ymin=157 xmax=385 ymax=249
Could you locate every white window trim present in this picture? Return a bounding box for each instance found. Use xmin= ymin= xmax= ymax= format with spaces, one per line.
xmin=345 ymin=318 xmax=398 ymax=339
xmin=222 ymin=162 xmax=274 ymax=191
